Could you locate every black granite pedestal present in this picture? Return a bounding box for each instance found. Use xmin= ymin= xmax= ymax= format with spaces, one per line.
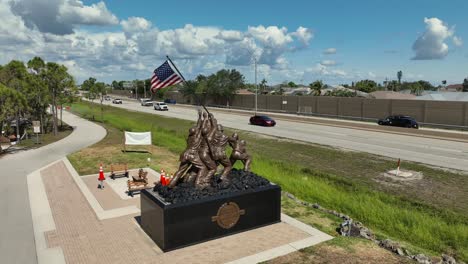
xmin=140 ymin=184 xmax=281 ymax=252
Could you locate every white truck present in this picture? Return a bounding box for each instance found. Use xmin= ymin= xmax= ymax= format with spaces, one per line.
xmin=140 ymin=99 xmax=153 ymax=106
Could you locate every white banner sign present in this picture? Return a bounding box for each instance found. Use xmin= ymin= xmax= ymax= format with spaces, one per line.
xmin=124 ymin=131 xmax=152 ymax=145
xmin=32 ymin=121 xmax=40 ymax=133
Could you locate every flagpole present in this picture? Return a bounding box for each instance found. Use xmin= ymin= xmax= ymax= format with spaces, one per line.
xmin=166 ymin=55 xmax=187 ymax=82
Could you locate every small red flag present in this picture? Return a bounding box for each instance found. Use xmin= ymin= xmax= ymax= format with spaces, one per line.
xmin=397 ymin=158 xmax=401 ymax=168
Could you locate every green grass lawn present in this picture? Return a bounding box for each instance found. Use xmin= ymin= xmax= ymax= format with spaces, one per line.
xmin=68 ymin=101 xmax=468 ymax=261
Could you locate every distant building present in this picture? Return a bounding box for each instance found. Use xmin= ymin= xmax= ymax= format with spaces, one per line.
xmin=416 ymin=92 xmax=468 ymax=102
xmin=284 ymin=86 xmax=311 ymax=95
xmin=370 ymin=91 xmax=416 ymax=100
xmin=236 ymin=89 xmax=255 ymax=95
xmin=321 ymin=85 xmax=370 ymax=97
xmin=440 ymin=84 xmax=462 ymax=92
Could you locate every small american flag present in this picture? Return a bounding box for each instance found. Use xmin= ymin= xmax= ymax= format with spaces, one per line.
xmin=150 ymin=61 xmax=183 ymax=93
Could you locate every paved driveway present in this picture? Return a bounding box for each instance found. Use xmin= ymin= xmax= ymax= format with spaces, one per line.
xmin=0 ymin=111 xmax=106 ymax=264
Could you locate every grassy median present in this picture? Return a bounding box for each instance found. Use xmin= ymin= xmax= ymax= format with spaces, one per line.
xmin=68 ymin=101 xmax=468 ymax=261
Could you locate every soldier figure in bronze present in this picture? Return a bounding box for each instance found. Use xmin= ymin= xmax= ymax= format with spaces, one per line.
xmin=205 ymin=115 xmax=232 ymax=182
xmin=197 ymin=113 xmax=218 ymax=187
xmin=167 ymin=110 xmax=251 ymax=189
xmin=169 ymin=110 xmax=206 ymax=188
xmin=228 ymin=133 xmax=252 ymax=172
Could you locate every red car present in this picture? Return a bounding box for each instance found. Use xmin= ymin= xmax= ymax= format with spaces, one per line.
xmin=249 ymin=115 xmax=276 ymax=127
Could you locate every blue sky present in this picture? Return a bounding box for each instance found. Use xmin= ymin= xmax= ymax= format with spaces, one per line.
xmin=0 ymin=0 xmax=466 ymax=85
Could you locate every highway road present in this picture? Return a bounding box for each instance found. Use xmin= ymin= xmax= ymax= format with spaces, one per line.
xmin=102 ymin=99 xmax=468 ymax=172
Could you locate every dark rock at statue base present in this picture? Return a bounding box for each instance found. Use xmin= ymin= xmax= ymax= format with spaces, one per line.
xmin=153 ymin=169 xmax=270 ymax=204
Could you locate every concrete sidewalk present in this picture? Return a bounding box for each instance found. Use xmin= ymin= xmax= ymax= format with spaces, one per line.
xmin=29 ymin=159 xmax=333 ymax=264
xmin=0 ymin=111 xmax=107 ymax=264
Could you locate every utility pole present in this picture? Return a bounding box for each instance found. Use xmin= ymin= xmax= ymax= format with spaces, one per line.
xmin=134 ymin=81 xmax=138 ymax=100
xmin=385 ymin=77 xmax=388 ymax=91
xmin=254 ymin=57 xmax=258 ymax=115
xmin=143 ymin=72 xmax=147 ymax=99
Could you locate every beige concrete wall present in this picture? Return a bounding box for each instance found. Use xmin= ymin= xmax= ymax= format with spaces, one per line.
xmin=165 ymin=92 xmax=467 ymax=128
xmin=426 ymin=101 xmax=465 ymax=126
xmin=281 ymin=96 xmax=299 ymax=112
xmin=298 ymin=96 xmax=316 ymax=113
xmin=363 ymin=99 xmax=392 ymax=119
xmin=391 ymin=100 xmax=425 ymax=121
xmin=257 ymin=95 xmax=267 ymax=110
xmin=316 ymin=97 xmax=339 ymax=116
xmin=338 ymin=98 xmax=363 ymax=117
xmin=464 ymin=103 xmax=468 ymax=126
xmin=270 ymin=96 xmax=283 ymax=111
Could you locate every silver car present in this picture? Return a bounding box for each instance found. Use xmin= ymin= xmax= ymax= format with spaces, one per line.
xmin=154 ymin=102 xmax=168 ymax=111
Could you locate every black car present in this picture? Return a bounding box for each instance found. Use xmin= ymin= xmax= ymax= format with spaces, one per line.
xmin=249 ymin=115 xmax=276 ymax=127
xmin=164 ymin=99 xmax=177 ymax=104
xmin=10 ymin=118 xmax=32 ymax=127
xmin=378 ymin=115 xmax=419 ymax=129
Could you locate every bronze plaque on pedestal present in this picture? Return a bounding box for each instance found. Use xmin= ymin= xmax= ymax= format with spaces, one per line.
xmin=212 ymin=202 xmax=245 ymax=229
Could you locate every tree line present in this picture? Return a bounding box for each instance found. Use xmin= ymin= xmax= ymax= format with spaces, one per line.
xmin=99 ymin=68 xmax=468 ymax=102
xmin=0 ymin=57 xmax=75 ymax=147
xmin=178 ymin=69 xmax=245 ymax=106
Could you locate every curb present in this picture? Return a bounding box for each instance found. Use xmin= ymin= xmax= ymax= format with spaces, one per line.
xmin=27 ymin=159 xmax=66 ymax=264
xmin=225 ymin=213 xmax=334 ymax=264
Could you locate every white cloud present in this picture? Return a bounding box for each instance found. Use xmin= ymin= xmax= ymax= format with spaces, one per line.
xmin=9 ymin=0 xmax=118 ymax=35
xmin=158 ymin=24 xmax=224 ymax=56
xmin=58 ymin=1 xmax=118 ymax=26
xmin=291 ymin=26 xmax=313 ymax=46
xmin=323 ymin=48 xmax=337 ymax=55
xmin=0 ymin=1 xmax=33 ymax=44
xmin=121 ymin=17 xmax=151 ymax=34
xmin=412 ymin=17 xmax=460 ymax=60
xmin=203 ymin=60 xmax=224 ymax=71
xmin=0 ymin=1 xmax=315 ymax=83
xmin=225 ymin=37 xmax=258 ymax=66
xmin=216 ymin=30 xmax=243 ymax=42
xmin=453 ymin=36 xmax=463 ymax=47
xmin=320 ymin=60 xmax=336 ymax=66
xmin=248 ymin=25 xmax=293 ymax=47
xmin=245 ymin=25 xmax=311 ymax=66
xmin=305 ymin=63 xmax=347 ymax=77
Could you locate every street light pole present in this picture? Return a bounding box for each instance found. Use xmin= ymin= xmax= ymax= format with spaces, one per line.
xmin=254 ymin=57 xmax=258 ymax=115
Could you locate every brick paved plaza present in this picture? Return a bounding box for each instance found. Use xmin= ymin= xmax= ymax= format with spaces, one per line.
xmin=31 ymin=160 xmax=332 ymax=264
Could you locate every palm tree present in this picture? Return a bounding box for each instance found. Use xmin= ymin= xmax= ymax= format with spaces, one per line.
xmin=309 ymin=80 xmax=323 ymax=96
xmin=259 ymin=78 xmax=267 ymax=94
xmin=397 ymin=71 xmax=403 ymax=85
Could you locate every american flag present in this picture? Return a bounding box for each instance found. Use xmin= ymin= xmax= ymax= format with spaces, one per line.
xmin=150 ymin=61 xmax=183 ymax=93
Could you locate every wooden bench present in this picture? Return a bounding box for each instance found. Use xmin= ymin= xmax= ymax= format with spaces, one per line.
xmin=132 ymin=170 xmax=148 ymax=183
xmin=110 ymin=164 xmax=129 ymax=180
xmin=127 ymin=169 xmax=149 ymax=197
